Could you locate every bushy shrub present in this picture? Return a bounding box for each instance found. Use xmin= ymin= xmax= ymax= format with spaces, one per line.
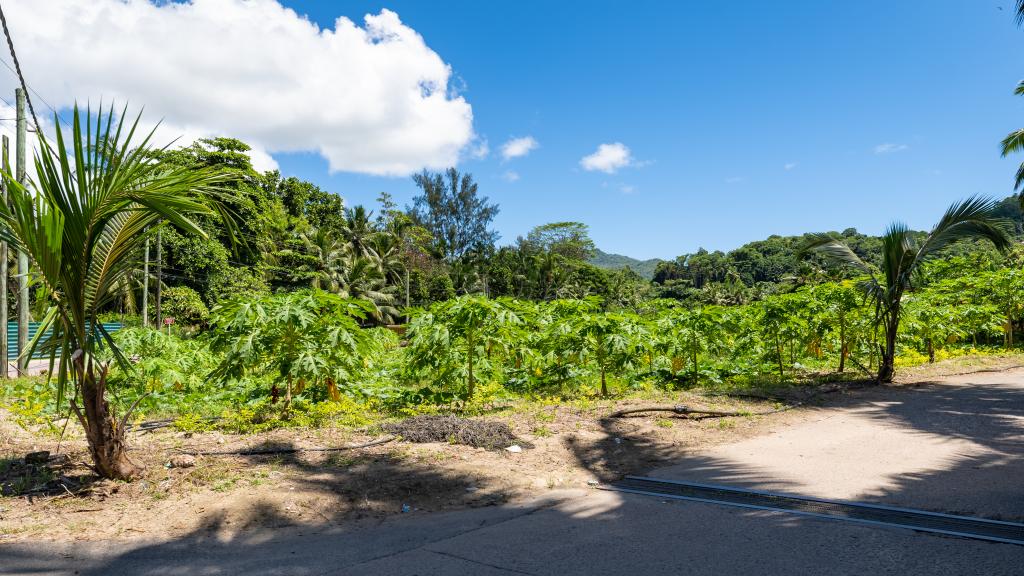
xmin=163 ymin=286 xmax=210 ymax=326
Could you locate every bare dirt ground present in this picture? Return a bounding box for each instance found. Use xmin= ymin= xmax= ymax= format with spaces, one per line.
xmin=2 ymin=355 xmax=1021 ymax=543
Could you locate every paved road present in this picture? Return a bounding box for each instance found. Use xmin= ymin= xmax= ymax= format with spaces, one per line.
xmin=3 ymin=370 xmax=1023 ymax=575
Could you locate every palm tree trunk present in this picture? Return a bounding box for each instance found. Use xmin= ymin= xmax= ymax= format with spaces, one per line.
xmin=600 ymin=365 xmax=608 ymax=397
xmin=71 ymin=357 xmax=142 ymax=480
xmin=927 ymin=338 xmax=935 ymax=363
xmin=877 ymin=315 xmax=899 ymax=383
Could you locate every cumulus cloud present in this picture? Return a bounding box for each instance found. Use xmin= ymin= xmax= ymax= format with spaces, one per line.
xmin=874 ymin=143 xmax=908 ymax=155
xmin=502 ymin=170 xmax=520 ymax=182
xmin=580 ymin=142 xmax=633 ymax=173
xmin=0 ymin=0 xmax=475 ymax=176
xmin=500 ymin=136 xmax=538 ymax=161
xmin=784 ymin=162 xmax=798 ymax=171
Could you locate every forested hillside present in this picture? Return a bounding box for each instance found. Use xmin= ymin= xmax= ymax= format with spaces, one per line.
xmin=589 ymin=250 xmax=662 ymax=279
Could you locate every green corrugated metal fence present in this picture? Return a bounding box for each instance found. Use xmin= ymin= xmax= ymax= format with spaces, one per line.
xmin=4 ymin=322 xmax=123 ymax=360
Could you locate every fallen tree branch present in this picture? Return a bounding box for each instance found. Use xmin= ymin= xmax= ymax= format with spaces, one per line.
xmin=177 ymin=435 xmax=395 ymax=457
xmin=606 ymin=403 xmax=798 ymax=419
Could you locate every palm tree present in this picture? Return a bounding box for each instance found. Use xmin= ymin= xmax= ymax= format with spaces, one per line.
xmin=1004 ymin=1 xmax=1024 ymax=195
xmin=341 ymin=205 xmax=380 ymax=261
xmin=335 ymin=255 xmax=399 ymax=324
xmin=1001 ymin=82 xmax=1024 ymax=193
xmin=0 ymin=106 xmax=232 ymax=479
xmin=301 ymin=227 xmax=347 ymax=291
xmin=802 ymin=196 xmax=1012 ymax=383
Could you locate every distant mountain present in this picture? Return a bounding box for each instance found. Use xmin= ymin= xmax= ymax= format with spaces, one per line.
xmin=589 ymin=249 xmax=663 ymax=279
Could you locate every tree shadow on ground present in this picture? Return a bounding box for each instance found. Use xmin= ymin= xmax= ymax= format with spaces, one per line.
xmin=4 ymin=374 xmax=1024 ymax=574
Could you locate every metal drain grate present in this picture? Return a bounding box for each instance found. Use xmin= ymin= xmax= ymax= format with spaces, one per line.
xmin=608 ymin=476 xmax=1024 ymax=545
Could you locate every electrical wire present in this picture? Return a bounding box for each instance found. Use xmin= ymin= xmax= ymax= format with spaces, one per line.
xmin=0 ymin=2 xmax=40 ymax=131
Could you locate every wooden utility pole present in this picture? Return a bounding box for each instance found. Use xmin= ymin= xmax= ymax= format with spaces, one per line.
xmin=0 ymin=135 xmax=8 ymax=378
xmin=155 ymin=228 xmax=162 ymax=326
xmin=142 ymin=237 xmax=149 ymax=328
xmin=15 ymin=88 xmax=27 ymax=373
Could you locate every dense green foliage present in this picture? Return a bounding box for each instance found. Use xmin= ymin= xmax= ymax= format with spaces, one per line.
xmin=6 ymin=128 xmax=1024 ymax=443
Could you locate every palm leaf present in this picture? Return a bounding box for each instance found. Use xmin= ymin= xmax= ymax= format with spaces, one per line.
xmin=0 ymin=103 xmax=236 ymax=426
xmin=799 ymin=233 xmax=873 ymax=274
xmin=917 ymin=195 xmax=1013 ymax=262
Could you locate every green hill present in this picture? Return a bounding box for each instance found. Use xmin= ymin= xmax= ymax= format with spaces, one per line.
xmin=589 ymin=249 xmax=663 ymax=279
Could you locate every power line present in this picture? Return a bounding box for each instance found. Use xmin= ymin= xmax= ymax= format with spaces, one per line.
xmin=0 ymin=54 xmax=69 ymax=129
xmin=0 ymin=2 xmax=39 ymax=132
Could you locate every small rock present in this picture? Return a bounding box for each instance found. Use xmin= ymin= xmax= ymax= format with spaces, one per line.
xmin=168 ymin=454 xmax=196 ymax=468
xmin=24 ymin=451 xmax=50 ymax=464
xmin=505 ymin=445 xmax=522 ymax=453
xmin=613 ymin=437 xmax=622 ymax=445
xmin=587 ymin=479 xmax=600 ymax=486
xmin=465 ymin=486 xmax=478 ymax=492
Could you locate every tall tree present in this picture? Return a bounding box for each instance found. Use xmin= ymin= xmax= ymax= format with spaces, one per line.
xmin=410 ymin=168 xmax=499 ymax=262
xmin=0 ymin=106 xmax=234 ymax=479
xmin=802 ymin=197 xmax=1012 ymax=383
xmin=524 ymin=221 xmax=597 ymax=261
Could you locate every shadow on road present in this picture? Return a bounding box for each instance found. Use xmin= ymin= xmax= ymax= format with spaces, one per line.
xmin=3 ymin=372 xmax=1023 ymax=574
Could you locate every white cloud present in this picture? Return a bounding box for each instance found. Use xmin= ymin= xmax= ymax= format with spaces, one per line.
xmin=619 ymin=184 xmax=637 ymax=194
xmin=501 ymin=170 xmax=520 ymax=182
xmin=0 ymin=101 xmax=51 ymax=184
xmin=580 ymin=142 xmax=634 ymax=174
xmin=874 ymin=143 xmax=908 ymax=155
xmin=470 ymin=138 xmax=490 ymax=160
xmin=500 ymin=136 xmax=538 ymax=161
xmin=725 ymin=176 xmax=744 ymax=184
xmin=784 ymin=162 xmax=798 ymax=171
xmin=0 ymin=0 xmax=475 ymax=176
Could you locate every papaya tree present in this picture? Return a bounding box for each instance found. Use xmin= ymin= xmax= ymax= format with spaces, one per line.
xmin=803 ymin=196 xmax=1012 ymax=382
xmin=405 ymin=295 xmax=520 ymax=398
xmin=572 ymin=311 xmax=642 ymax=396
xmin=210 ymin=290 xmax=373 ymax=406
xmin=902 ymin=293 xmax=964 ymax=363
xmin=656 ymin=304 xmax=725 ymax=384
xmin=811 ymin=282 xmax=864 ymax=372
xmin=980 ymin=268 xmax=1024 ymax=348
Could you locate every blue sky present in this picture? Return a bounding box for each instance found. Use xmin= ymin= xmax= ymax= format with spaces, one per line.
xmin=6 ymin=1 xmax=1020 ymax=261
xmin=266 ymin=0 xmax=1022 ymax=260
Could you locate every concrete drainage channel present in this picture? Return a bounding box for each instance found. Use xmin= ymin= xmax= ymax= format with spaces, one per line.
xmin=606 ymin=476 xmax=1024 ymax=546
